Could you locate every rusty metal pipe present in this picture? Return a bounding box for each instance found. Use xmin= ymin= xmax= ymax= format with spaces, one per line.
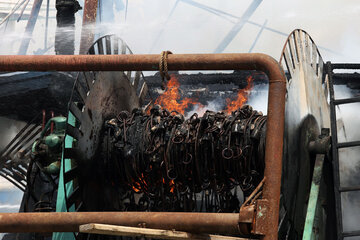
xmin=0 ymin=53 xmax=286 ymax=240
xmin=0 ymin=212 xmax=242 ymax=235
xmin=79 ymin=0 xmax=99 ymax=54
xmin=0 ymin=54 xmax=283 ymax=79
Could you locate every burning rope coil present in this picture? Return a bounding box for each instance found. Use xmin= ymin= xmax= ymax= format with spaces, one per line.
xmin=159 ymin=51 xmax=172 ymax=89
xmin=101 ymin=105 xmax=266 ymax=212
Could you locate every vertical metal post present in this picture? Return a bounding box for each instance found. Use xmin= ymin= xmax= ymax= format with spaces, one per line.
xmin=303 ymin=154 xmax=325 ymax=240
xmin=327 ymin=61 xmax=343 ymax=240
xmin=79 ymin=0 xmax=99 ymax=54
xmin=18 ymin=0 xmax=44 ymax=55
xmin=44 ymin=0 xmax=50 ymax=48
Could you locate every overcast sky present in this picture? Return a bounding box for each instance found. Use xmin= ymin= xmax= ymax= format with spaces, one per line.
xmin=1 ymin=0 xmax=360 ymax=62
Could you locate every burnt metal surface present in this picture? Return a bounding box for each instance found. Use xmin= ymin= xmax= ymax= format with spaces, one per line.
xmin=60 ymin=37 xmax=148 ymax=240
xmin=0 ymin=53 xmax=286 ymax=240
xmin=279 ymin=29 xmax=331 ymax=239
xmin=0 ymin=72 xmax=75 ymax=122
xmin=91 ymin=105 xmax=266 ymax=213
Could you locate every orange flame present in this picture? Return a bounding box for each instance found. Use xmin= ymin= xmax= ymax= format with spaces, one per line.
xmin=169 ymin=180 xmax=175 ymax=193
xmin=224 ymin=76 xmax=253 ymax=114
xmin=151 ymin=75 xmax=253 ymax=116
xmin=132 ymin=173 xmax=147 ymax=193
xmin=154 ymin=75 xmax=201 ymax=115
xmin=132 ymin=175 xmax=175 ymax=194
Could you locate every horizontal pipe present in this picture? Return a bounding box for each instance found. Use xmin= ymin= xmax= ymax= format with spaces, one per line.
xmin=339 ymin=185 xmax=360 ymax=192
xmin=0 ymin=212 xmax=243 ymax=235
xmin=0 ymin=53 xmax=284 ymax=80
xmin=331 ymin=63 xmax=360 ymax=70
xmin=333 ymin=97 xmax=360 ymax=105
xmin=337 ymin=140 xmax=360 ymax=149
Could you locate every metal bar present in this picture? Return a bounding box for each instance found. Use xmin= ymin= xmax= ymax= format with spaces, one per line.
xmin=339 ymin=185 xmax=360 ymax=192
xmin=0 ymin=212 xmax=244 ymax=235
xmin=342 ymin=230 xmax=360 ymax=237
xmin=331 ymin=63 xmax=360 ymax=70
xmin=302 ymin=154 xmax=324 ymax=240
xmin=2 ymin=124 xmax=39 ymax=157
xmin=0 ymin=171 xmax=26 ymax=192
xmin=334 ymin=97 xmax=360 ymax=105
xmin=0 ymin=53 xmax=286 ymax=240
xmin=18 ymin=0 xmax=43 ymax=55
xmin=0 ymin=121 xmax=32 ymax=156
xmin=214 ymin=0 xmax=262 ymax=53
xmin=0 ymin=54 xmax=283 ymax=78
xmin=248 ymin=19 xmax=267 ymax=53
xmin=327 ymin=61 xmax=343 ymax=240
xmin=337 ymin=141 xmax=360 ymax=149
xmin=79 ymin=0 xmax=99 ymax=54
xmin=44 ymin=0 xmax=49 ymax=48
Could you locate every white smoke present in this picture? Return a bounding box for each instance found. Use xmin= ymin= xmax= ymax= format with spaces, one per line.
xmin=334 ymin=85 xmax=360 ymax=236
xmin=0 ymin=117 xmax=26 ymax=152
xmin=185 ymin=97 xmax=224 ymax=118
xmin=183 ymin=84 xmax=268 ymax=118
xmin=0 ymin=117 xmax=26 ymax=197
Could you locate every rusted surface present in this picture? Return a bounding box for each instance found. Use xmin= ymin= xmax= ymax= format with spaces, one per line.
xmin=0 ymin=212 xmax=243 ymax=235
xmin=0 ymin=53 xmax=286 ymax=239
xmin=0 ymin=54 xmax=284 ymax=80
xmin=239 ymin=205 xmax=255 ymax=224
xmin=238 ymin=205 xmax=255 ymax=236
xmin=79 ymin=0 xmax=99 ymax=54
xmin=252 ymin=200 xmax=270 ymax=235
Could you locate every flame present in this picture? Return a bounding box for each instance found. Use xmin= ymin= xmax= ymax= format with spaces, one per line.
xmin=154 ymin=75 xmax=201 ymax=115
xmin=169 ymin=180 xmax=175 ymax=193
xmin=132 ymin=175 xmax=175 ymax=194
xmin=132 ymin=173 xmax=147 ymax=193
xmin=152 ymin=75 xmax=254 ymax=116
xmin=224 ymin=76 xmax=253 ymax=114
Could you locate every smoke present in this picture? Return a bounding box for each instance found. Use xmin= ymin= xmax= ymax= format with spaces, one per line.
xmin=2 ymin=0 xmax=358 ymax=61
xmin=183 ymin=83 xmax=268 ymax=118
xmin=0 ymin=117 xmax=26 ymax=193
xmin=247 ymin=84 xmax=268 ymax=114
xmin=0 ymin=117 xmax=26 ymax=152
xmin=334 ymin=85 xmax=360 ymax=236
xmin=185 ymin=97 xmax=224 ymax=118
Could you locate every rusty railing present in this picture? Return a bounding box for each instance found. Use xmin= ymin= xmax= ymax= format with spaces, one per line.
xmin=0 ymin=53 xmax=286 ymax=240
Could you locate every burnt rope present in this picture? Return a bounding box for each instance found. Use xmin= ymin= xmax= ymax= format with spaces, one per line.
xmin=101 ymin=104 xmax=267 ymax=213
xmin=159 ymin=51 xmax=172 ymax=89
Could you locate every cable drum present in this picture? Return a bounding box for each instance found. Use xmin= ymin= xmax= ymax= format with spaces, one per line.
xmin=100 ymin=104 xmax=267 ymax=213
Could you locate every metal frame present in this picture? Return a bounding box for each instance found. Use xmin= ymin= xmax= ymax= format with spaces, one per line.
xmin=0 ymin=53 xmax=286 ymax=240
xmin=327 ymin=62 xmax=360 ymax=239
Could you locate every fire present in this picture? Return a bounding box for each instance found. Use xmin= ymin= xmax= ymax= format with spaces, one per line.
xmin=132 ymin=175 xmax=175 ymax=194
xmin=169 ymin=180 xmax=175 ymax=193
xmin=151 ymin=74 xmax=253 ymax=116
xmin=132 ymin=173 xmax=147 ymax=193
xmin=224 ymin=76 xmax=253 ymax=114
xmin=154 ymin=75 xmax=201 ymax=115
